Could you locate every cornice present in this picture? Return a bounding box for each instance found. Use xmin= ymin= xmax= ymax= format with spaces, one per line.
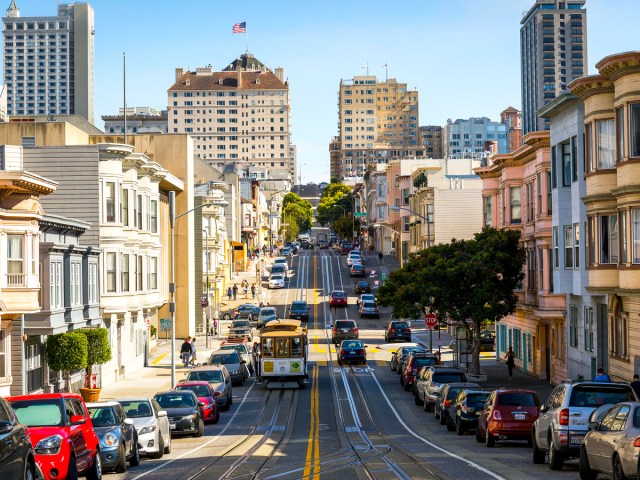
xmin=596 ymin=51 xmax=640 ymax=82
xmin=569 ymin=75 xmax=614 ymax=100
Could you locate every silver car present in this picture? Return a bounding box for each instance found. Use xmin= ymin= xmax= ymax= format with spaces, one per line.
xmin=220 ymin=342 xmax=255 ymax=375
xmin=184 ymin=365 xmax=233 ymax=410
xmin=119 ymin=398 xmax=171 ymax=459
xmin=580 ymin=401 xmax=640 ymax=480
xmin=208 ymin=350 xmax=249 ymax=386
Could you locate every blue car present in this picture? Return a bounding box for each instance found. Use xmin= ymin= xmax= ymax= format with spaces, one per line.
xmin=337 ymin=340 xmax=367 ymax=366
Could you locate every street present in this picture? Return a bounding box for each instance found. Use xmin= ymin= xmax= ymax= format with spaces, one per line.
xmin=105 ymin=248 xmax=591 ymax=480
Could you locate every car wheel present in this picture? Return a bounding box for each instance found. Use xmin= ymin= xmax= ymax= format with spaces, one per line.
xmin=86 ymin=450 xmax=102 ymax=480
xmin=440 ymin=411 xmax=448 ymax=425
xmin=115 ymin=443 xmax=127 ymax=473
xmin=129 ymin=437 xmax=140 ymax=466
xmin=24 ymin=459 xmax=35 ymax=480
xmin=532 ymin=431 xmax=545 ymax=465
xmin=485 ymin=427 xmax=495 ymax=447
xmin=455 ymin=416 xmax=465 ymax=436
xmin=223 ymin=313 xmax=231 ymax=320
xmin=578 ymin=446 xmax=597 ymax=480
xmin=414 ymin=391 xmax=422 ymax=406
xmin=548 ymin=437 xmax=564 ymax=470
xmin=446 ymin=415 xmax=456 ymax=432
xmin=424 ymin=397 xmax=430 ymax=413
xmin=67 ymin=456 xmax=79 ymax=480
xmin=475 ymin=426 xmax=483 ymax=443
xmin=613 ymin=455 xmax=628 ymax=480
xmin=213 ymin=408 xmax=220 ymax=424
xmin=149 ymin=434 xmax=164 ymax=459
xmin=194 ymin=418 xmax=204 ymax=438
xmin=434 ymin=405 xmax=440 ymax=419
xmin=403 ymin=381 xmax=410 ymax=392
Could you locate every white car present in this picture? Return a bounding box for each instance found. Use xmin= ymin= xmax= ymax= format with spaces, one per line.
xmin=347 ymin=254 xmax=361 ymax=267
xmin=269 ymin=273 xmax=285 ymax=289
xmin=119 ymin=398 xmax=171 ymax=459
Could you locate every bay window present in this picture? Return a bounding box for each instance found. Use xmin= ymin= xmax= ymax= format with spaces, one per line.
xmin=553 ymin=226 xmax=559 ymax=269
xmin=106 ymin=252 xmax=116 ymax=293
xmin=483 ymin=196 xmax=492 ymax=226
xmin=630 ymin=103 xmax=640 ymax=158
xmin=573 ymin=223 xmax=580 ymax=269
xmin=121 ymin=254 xmax=129 ymax=292
xmin=620 ymin=210 xmax=628 ymax=264
xmin=562 ymin=141 xmax=571 ymax=186
xmin=105 ymin=182 xmax=116 ymax=222
xmin=510 ymin=186 xmax=521 ymax=224
xmin=564 ymin=226 xmax=573 ymax=269
xmin=616 ymin=106 xmax=625 ymax=162
xmin=596 ymin=119 xmax=615 ymax=169
xmin=600 ymin=214 xmax=618 ymax=264
xmin=121 ymin=187 xmax=129 ymax=226
xmin=632 ymin=209 xmax=640 ymax=264
xmin=7 ymin=234 xmax=23 ymax=277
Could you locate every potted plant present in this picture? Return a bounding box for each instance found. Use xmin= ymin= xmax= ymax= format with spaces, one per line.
xmin=45 ymin=331 xmax=88 ymax=393
xmin=78 ymin=328 xmax=112 ymax=402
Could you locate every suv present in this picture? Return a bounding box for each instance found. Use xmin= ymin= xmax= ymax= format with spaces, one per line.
xmin=228 ymin=319 xmax=253 ymax=341
xmin=289 ymin=301 xmax=309 ymax=322
xmin=385 ymin=320 xmax=411 ymax=343
xmin=416 ymin=367 xmax=468 ymax=410
xmin=8 ymin=393 xmax=102 ymax=480
xmin=401 ymin=352 xmax=440 ymax=392
xmin=332 ymin=319 xmax=359 ymax=344
xmin=354 ymin=281 xmax=371 ymax=295
xmin=270 ymin=264 xmax=288 ymax=279
xmin=531 ymin=380 xmax=637 ymax=470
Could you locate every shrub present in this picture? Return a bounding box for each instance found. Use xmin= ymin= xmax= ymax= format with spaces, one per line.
xmin=77 ymin=328 xmax=112 ymax=388
xmin=45 ymin=332 xmax=88 ymax=392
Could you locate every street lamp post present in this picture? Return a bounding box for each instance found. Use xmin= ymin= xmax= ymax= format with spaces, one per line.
xmin=373 ymin=223 xmax=402 ymax=268
xmin=269 ymin=192 xmax=280 ymax=254
xmin=203 ymin=228 xmax=210 ymax=349
xmin=389 ymin=205 xmax=432 ymax=248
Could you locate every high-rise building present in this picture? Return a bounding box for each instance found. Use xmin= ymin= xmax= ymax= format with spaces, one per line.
xmin=2 ymin=1 xmax=95 ymax=123
xmin=500 ymin=106 xmax=523 ymax=152
xmin=167 ymin=53 xmax=294 ymax=181
xmin=520 ymin=0 xmax=587 ymax=135
xmin=336 ymin=76 xmax=422 ymax=179
xmin=443 ymin=117 xmax=508 ymax=159
xmin=419 ymin=125 xmax=443 ymax=158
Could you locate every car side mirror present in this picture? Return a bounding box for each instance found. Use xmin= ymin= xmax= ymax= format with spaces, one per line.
xmin=0 ymin=421 xmax=13 ymax=434
xmin=539 ymin=405 xmax=547 ymax=412
xmin=157 ymin=410 xmax=168 ymax=418
xmin=588 ymin=421 xmax=599 ymax=431
xmin=124 ymin=418 xmax=134 ymax=426
xmin=240 ymin=360 xmax=247 ymax=364
xmin=70 ymin=415 xmax=86 ymax=425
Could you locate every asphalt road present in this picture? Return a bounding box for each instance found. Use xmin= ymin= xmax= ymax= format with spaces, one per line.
xmin=111 ymin=248 xmax=600 ymax=480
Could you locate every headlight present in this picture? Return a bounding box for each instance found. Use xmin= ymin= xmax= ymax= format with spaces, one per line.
xmin=103 ymin=432 xmax=118 ymax=446
xmin=35 ymin=434 xmax=63 ymax=455
xmin=138 ymin=424 xmax=157 ymax=435
xmin=183 ymin=414 xmax=198 ymax=422
xmin=206 ymin=403 xmax=215 ymax=409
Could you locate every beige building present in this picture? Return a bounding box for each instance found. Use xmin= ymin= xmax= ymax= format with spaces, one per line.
xmin=167 ymin=53 xmax=294 ymax=180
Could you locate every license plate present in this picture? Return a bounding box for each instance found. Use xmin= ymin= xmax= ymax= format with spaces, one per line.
xmin=514 ymin=413 xmax=526 ymax=421
xmin=570 ymin=435 xmax=584 ymax=445
xmin=342 ymin=329 xmax=348 ymax=332
xmin=349 ymin=351 xmax=355 ymax=354
xmin=170 ymin=423 xmax=176 ymax=430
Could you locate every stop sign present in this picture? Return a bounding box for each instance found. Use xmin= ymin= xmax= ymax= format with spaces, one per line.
xmin=425 ymin=313 xmax=437 ymax=329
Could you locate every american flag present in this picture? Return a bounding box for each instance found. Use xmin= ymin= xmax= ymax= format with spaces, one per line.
xmin=232 ymin=22 xmax=246 ymax=34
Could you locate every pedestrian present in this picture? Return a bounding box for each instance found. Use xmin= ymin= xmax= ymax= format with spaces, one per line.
xmin=232 ymin=284 xmax=238 ymax=300
xmin=227 ymin=286 xmax=233 ymax=301
xmin=190 ymin=338 xmax=197 ymax=365
xmin=251 ymin=284 xmax=256 ymax=299
xmin=503 ymin=346 xmax=515 ymax=381
xmin=180 ymin=337 xmax=192 ymax=367
xmin=253 ymin=341 xmax=261 ymax=380
xmin=594 ymin=367 xmax=612 ymax=382
xmin=378 ymin=251 xmax=383 ymax=262
xmin=631 ymin=374 xmax=640 ymax=398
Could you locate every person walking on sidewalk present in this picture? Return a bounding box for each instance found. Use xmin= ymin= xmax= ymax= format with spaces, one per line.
xmin=504 ymin=346 xmax=515 ymax=380
xmin=251 ymin=284 xmax=256 ymax=299
xmin=190 ymin=338 xmax=197 ymax=365
xmin=227 ymin=286 xmax=233 ymax=301
xmin=232 ymin=284 xmax=238 ymax=300
xmin=180 ymin=337 xmax=192 ymax=367
xmin=378 ymin=251 xmax=383 ymax=263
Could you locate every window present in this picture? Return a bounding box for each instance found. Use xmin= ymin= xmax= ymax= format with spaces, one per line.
xmin=526 ymin=182 xmax=534 ymax=222
xmin=106 ymin=252 xmax=116 ymax=293
xmin=571 ymin=136 xmax=578 ymax=181
xmin=564 ymin=226 xmax=573 ymax=268
xmin=553 ymin=227 xmax=559 ymax=269
xmin=510 ymin=186 xmax=521 ymax=224
xmin=7 ymin=234 xmax=23 ymax=276
xmin=596 ymin=119 xmax=615 ymax=169
xmin=49 ymin=262 xmax=62 ymax=308
xmin=588 ymin=216 xmax=596 ymax=266
xmin=546 ymin=171 xmax=552 ymax=215
xmin=88 ymin=263 xmax=98 ymax=304
xmin=584 ymin=306 xmax=593 ymax=352
xmin=537 ymin=173 xmax=542 ymax=216
xmin=632 ymin=209 xmax=640 ymax=264
xmin=551 ymin=145 xmax=557 ymax=188
xmin=483 ymin=196 xmax=492 ymax=226
xmin=70 ymin=262 xmax=81 ymax=306
xmin=585 ymin=123 xmax=594 ymax=173
xmin=105 ymin=182 xmax=116 ymax=222
xmin=137 ymin=255 xmax=143 ymax=291
xmin=616 ymin=106 xmax=625 ymax=162
xmin=137 ymin=195 xmax=143 ymax=230
xmin=402 ymin=188 xmax=409 ymax=205
xmin=600 ymin=214 xmax=618 ymax=264
xmin=613 ymin=302 xmax=626 ymax=357
xmin=569 ymin=305 xmax=578 ymax=348
xmin=121 ymin=188 xmax=129 ymax=226
xmin=562 ymin=141 xmax=571 ymax=186
xmin=150 ymin=200 xmax=158 ymax=233
xmin=573 ymin=223 xmax=580 ymax=269
xmin=0 ymin=329 xmax=6 ymax=378
xmin=25 ymin=340 xmax=43 ymax=393
xmin=149 ymin=257 xmax=158 ymax=290
xmin=121 ymin=254 xmax=129 ymax=292
xmin=630 ymin=104 xmax=640 ymax=158
xmin=620 ymin=210 xmax=627 ymax=264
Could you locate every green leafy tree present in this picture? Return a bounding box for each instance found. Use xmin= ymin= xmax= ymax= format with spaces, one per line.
xmin=281 ymin=192 xmax=313 ymax=235
xmin=377 ymin=227 xmax=525 ymax=375
xmin=45 ymin=331 xmax=88 ymax=392
xmin=317 ymin=182 xmax=353 ymax=226
xmin=77 ymin=328 xmax=112 ymax=388
xmin=333 ymin=215 xmax=361 ymax=240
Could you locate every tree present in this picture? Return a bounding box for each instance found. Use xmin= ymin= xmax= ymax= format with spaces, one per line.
xmin=78 ymin=328 xmax=112 ymax=388
xmin=377 ymin=227 xmax=525 ymax=375
xmin=45 ymin=331 xmax=88 ymax=392
xmin=281 ymin=192 xmax=313 ymax=235
xmin=333 ymin=215 xmax=361 ymax=240
xmin=317 ymin=182 xmax=352 ymax=226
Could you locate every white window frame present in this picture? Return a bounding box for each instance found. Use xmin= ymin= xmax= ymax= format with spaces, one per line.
xmin=70 ymin=262 xmax=81 ymax=306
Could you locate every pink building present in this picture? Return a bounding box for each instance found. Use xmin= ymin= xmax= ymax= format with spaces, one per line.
xmin=476 ymin=131 xmax=566 ymax=384
xmin=382 ymin=162 xmax=410 ymax=264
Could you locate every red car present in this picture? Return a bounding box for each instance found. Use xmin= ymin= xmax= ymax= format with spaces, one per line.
xmin=8 ymin=393 xmax=102 ymax=480
xmin=175 ymin=381 xmax=219 ymax=423
xmin=475 ymin=388 xmax=541 ymax=447
xmin=329 ymin=290 xmax=348 ymax=308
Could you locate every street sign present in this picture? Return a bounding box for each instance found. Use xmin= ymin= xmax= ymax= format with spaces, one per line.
xmin=425 ymin=313 xmax=437 ymax=329
xmin=354 ymin=212 xmax=366 ymax=217
xmin=160 ymin=318 xmax=172 ymax=332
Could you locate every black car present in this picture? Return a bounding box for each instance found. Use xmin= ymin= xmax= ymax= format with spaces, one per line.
xmin=479 ymin=330 xmax=495 ymax=350
xmin=0 ymin=397 xmax=37 ymax=480
xmin=354 ymin=281 xmax=371 ymax=294
xmin=153 ymin=391 xmax=205 ymax=437
xmin=350 ymin=264 xmax=366 ymax=277
xmin=289 ymin=301 xmax=309 ymax=322
xmin=448 ymin=389 xmax=491 ymax=435
xmin=384 ymin=320 xmax=411 ymax=343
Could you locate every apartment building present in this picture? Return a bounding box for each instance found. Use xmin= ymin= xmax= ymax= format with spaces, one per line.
xmin=2 ymin=1 xmax=94 ymax=122
xmin=501 ymin=106 xmax=523 ymax=152
xmin=419 ymin=126 xmax=443 ymax=159
xmin=443 ymin=117 xmax=508 ymax=159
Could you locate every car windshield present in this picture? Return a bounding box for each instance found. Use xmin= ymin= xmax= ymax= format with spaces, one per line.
xmin=291 ymin=302 xmax=307 ymax=310
xmin=271 ymin=275 xmax=284 ymax=280
xmin=569 ymin=386 xmax=636 ymax=407
xmin=271 ymin=265 xmax=285 ymax=272
xmin=10 ymin=399 xmax=64 ymax=427
xmin=357 ymin=282 xmax=369 ymax=287
xmin=176 ymin=385 xmax=211 ymax=397
xmin=231 ymin=321 xmax=250 ymax=329
xmin=363 ymin=302 xmax=376 ymax=308
xmin=393 ymin=322 xmax=409 ymax=329
xmin=186 ymin=370 xmax=224 ymax=383
xmin=119 ymin=400 xmax=154 ymax=418
xmin=447 ymin=387 xmax=464 ymax=399
xmin=221 ymin=345 xmax=247 ymax=355
xmin=497 ymin=392 xmax=540 ymax=407
xmin=341 ymin=341 xmax=363 ymax=349
xmin=155 ymin=393 xmax=196 ymax=409
xmin=210 ymin=353 xmax=239 ymax=364
xmin=260 ymin=308 xmax=276 ymax=317
xmin=88 ymin=406 xmax=117 ymax=427
xmin=335 ymin=321 xmax=355 ymax=329
xmin=433 ymin=372 xmax=466 ymax=383
xmin=413 ymin=357 xmax=437 ymax=367
xmin=275 ymin=259 xmax=287 ymax=264
xmin=467 ymin=393 xmax=491 ymax=409
xmin=332 ymin=292 xmax=346 ymax=298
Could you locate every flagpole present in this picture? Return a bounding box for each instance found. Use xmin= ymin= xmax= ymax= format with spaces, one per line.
xmin=384 ymin=63 xmax=388 ymax=82
xmin=123 ymin=52 xmax=127 ymax=145
xmin=245 ymin=30 xmax=249 ymax=54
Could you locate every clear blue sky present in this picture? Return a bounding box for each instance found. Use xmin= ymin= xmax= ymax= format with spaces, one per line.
xmin=8 ymin=1 xmax=640 ymax=183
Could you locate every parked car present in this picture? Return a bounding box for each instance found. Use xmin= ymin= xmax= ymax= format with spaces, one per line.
xmin=208 ymin=350 xmax=249 ymax=385
xmin=222 ymin=304 xmax=260 ymax=322
xmin=532 ymin=380 xmax=637 ymax=470
xmin=184 ymin=365 xmax=233 ymax=410
xmin=417 ymin=367 xmax=468 ymax=411
xmin=357 ymin=293 xmax=376 ymax=307
xmin=337 ymin=340 xmax=367 ymax=365
xmin=86 ymin=401 xmax=140 ymax=473
xmin=350 ymin=264 xmax=366 ymax=277
xmin=390 ymin=345 xmax=422 ymax=372
xmin=174 ymin=382 xmax=219 ymax=424
xmin=403 ymin=353 xmax=441 ymax=392
xmin=354 ymin=281 xmax=371 ymax=295
xmin=219 ymin=340 xmax=255 ymax=375
xmin=476 ymin=388 xmax=541 ymax=447
xmin=433 ymin=382 xmax=481 ymax=422
xmin=289 ymin=300 xmax=310 ymax=322
xmin=0 ymin=397 xmax=37 ymax=480
xmin=579 ymin=401 xmax=640 ymax=480
xmin=8 ymin=393 xmax=102 ymax=480
xmin=257 ymin=306 xmax=278 ymax=329
xmin=269 ymin=273 xmax=286 ymax=289
xmin=119 ymin=398 xmax=171 ymax=459
xmin=329 ymin=290 xmax=348 ymax=308
xmin=385 ymin=320 xmax=412 ymax=343
xmin=479 ymin=331 xmax=496 ymax=351
xmin=448 ymin=389 xmax=492 ymax=435
xmin=153 ymin=391 xmax=204 ymax=438
xmin=332 ymin=319 xmax=359 ymax=344
xmin=228 ymin=319 xmax=253 ymax=341
xmin=281 ymin=247 xmax=292 ymax=256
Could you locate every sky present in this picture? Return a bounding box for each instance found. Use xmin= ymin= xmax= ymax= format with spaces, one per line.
xmin=7 ymin=1 xmax=640 ymax=184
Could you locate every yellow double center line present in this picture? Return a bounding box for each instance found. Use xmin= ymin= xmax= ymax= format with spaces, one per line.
xmin=303 ymin=365 xmax=320 ymax=479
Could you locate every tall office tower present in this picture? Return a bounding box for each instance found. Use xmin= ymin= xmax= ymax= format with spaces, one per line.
xmin=443 ymin=117 xmax=508 ymax=159
xmin=336 ymin=76 xmax=422 ymax=179
xmin=2 ymin=1 xmax=95 ymax=123
xmin=419 ymin=125 xmax=443 ymax=158
xmin=500 ymin=106 xmax=523 ymax=152
xmin=520 ymin=0 xmax=587 ymax=135
xmin=168 ymin=53 xmax=294 ymax=180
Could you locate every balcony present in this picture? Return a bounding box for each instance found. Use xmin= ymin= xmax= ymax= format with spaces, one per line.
xmin=6 ymin=273 xmax=26 ymax=287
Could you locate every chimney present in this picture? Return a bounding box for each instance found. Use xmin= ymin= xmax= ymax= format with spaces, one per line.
xmin=236 ymin=62 xmax=242 ymax=90
xmin=275 ymin=67 xmax=285 ymax=82
xmin=175 ymin=68 xmax=184 ymax=82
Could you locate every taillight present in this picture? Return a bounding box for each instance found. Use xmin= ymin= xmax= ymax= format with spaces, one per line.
xmin=444 ymin=400 xmax=451 ymax=407
xmin=339 ymin=349 xmax=344 ymax=356
xmin=358 ymin=349 xmax=365 ymax=355
xmin=213 ymin=392 xmax=220 ymax=396
xmin=633 ymin=436 xmax=640 ymax=447
xmin=462 ymin=404 xmax=474 ymax=414
xmin=493 ymin=410 xmax=502 ymax=421
xmin=559 ymin=408 xmax=569 ymax=426
xmin=389 ymin=328 xmax=395 ymax=332
xmin=354 ymin=328 xmax=359 ymax=334
xmin=407 ymin=328 xmax=411 ymax=333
